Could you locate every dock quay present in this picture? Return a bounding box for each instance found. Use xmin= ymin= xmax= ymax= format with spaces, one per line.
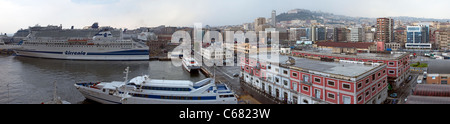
xmin=240 ymin=80 xmax=283 ymax=104
xmin=0 ymin=45 xmax=21 ymax=54
xmin=0 ymin=49 xmax=14 ymax=54
xmin=149 ymin=57 xmax=172 ymax=61
xmin=200 ymin=66 xmax=212 ymax=78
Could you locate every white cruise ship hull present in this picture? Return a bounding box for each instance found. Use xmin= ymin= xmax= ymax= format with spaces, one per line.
xmin=77 ymin=86 xmax=123 ymax=104
xmin=182 ymin=62 xmax=201 ymax=72
xmin=14 ymin=49 xmax=149 ymax=61
xmin=123 ymin=96 xmax=236 ymax=104
xmin=76 ymin=86 xmax=236 ymax=104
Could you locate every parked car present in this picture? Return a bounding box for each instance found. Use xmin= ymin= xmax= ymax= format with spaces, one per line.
xmin=233 ymin=73 xmax=240 ymax=77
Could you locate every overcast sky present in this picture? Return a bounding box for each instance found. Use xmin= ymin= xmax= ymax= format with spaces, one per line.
xmin=0 ymin=0 xmax=449 ymax=34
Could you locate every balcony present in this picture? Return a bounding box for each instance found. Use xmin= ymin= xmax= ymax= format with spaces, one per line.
xmin=300 ymin=80 xmax=312 ymax=86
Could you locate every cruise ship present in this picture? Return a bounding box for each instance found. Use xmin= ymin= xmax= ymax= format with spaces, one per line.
xmin=74 ymin=67 xmax=237 ymax=104
xmin=13 ymin=25 xmax=149 ymax=60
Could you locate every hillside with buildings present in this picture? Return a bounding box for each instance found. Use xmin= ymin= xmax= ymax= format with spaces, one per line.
xmin=277 ymin=9 xmax=449 ymax=27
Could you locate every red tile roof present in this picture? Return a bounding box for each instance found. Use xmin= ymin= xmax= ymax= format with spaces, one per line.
xmin=316 ymin=42 xmax=375 ymax=49
xmin=413 ymin=84 xmax=450 ymax=97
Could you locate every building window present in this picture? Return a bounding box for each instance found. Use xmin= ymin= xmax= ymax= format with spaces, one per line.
xmin=442 ymin=76 xmax=448 ymax=79
xmin=303 ymin=75 xmax=310 ymax=82
xmin=388 ymin=62 xmax=395 ymax=66
xmin=388 ymin=70 xmax=395 ymax=74
xmin=343 ymin=83 xmax=351 ymax=90
xmin=314 ymin=78 xmax=321 ymax=83
xmin=283 ymin=80 xmax=288 ymax=86
xmin=357 ymin=83 xmax=362 ymax=89
xmin=372 ymin=74 xmax=376 ymax=80
xmin=327 ymin=80 xmax=335 ymax=86
xmin=365 ymin=79 xmax=370 ymax=84
xmin=327 ymin=93 xmax=335 ymax=99
xmin=357 ymin=96 xmax=363 ymax=103
xmin=303 ymin=86 xmax=309 ymax=92
xmin=343 ymin=96 xmax=351 ymax=104
xmin=283 ymin=70 xmax=288 ymax=75
xmin=314 ymin=89 xmax=321 ymax=99
xmin=303 ymin=99 xmax=309 ymax=104
xmin=442 ymin=80 xmax=448 ymax=85
xmin=292 ymin=72 xmax=298 ymax=77
xmin=365 ymin=91 xmax=370 ymax=97
xmin=293 ymin=82 xmax=298 ymax=91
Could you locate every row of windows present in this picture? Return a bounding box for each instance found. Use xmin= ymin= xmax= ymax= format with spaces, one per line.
xmin=25 ymin=43 xmax=133 ymax=46
xmin=131 ymin=93 xmax=212 ymax=100
xmin=358 ymin=81 xmax=386 ymax=103
xmin=219 ymin=95 xmax=235 ymax=98
xmin=141 ymin=86 xmax=191 ymax=91
xmin=245 ymin=73 xmax=359 ymax=104
xmin=31 ymin=40 xmax=131 ymax=42
xmin=24 ymin=45 xmax=133 ymax=48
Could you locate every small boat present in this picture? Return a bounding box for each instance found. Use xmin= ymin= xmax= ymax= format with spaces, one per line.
xmin=182 ymin=57 xmax=200 ymax=72
xmin=42 ymin=81 xmax=71 ymax=104
xmin=74 ymin=67 xmax=237 ymax=104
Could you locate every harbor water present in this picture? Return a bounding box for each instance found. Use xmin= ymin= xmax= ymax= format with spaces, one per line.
xmin=0 ymin=55 xmax=206 ymax=104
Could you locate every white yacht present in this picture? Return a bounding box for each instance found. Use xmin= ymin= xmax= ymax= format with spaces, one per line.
xmin=182 ymin=57 xmax=200 ymax=72
xmin=74 ymin=67 xmax=237 ymax=104
xmin=13 ymin=27 xmax=149 ymax=61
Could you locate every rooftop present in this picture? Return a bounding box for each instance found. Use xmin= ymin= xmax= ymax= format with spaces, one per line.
xmin=292 ymin=49 xmax=408 ymax=60
xmin=249 ymin=54 xmax=384 ymax=80
xmin=413 ymin=84 xmax=450 ymax=97
xmin=407 ymin=84 xmax=450 ymax=104
xmin=427 ymin=60 xmax=450 ymax=74
xmin=316 ymin=42 xmax=374 ymax=49
xmin=406 ymin=95 xmax=450 ymax=104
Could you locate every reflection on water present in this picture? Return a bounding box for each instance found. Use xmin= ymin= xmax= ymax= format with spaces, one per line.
xmin=0 ymin=55 xmax=206 ymax=104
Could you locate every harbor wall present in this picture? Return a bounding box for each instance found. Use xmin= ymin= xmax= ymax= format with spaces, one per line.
xmin=240 ymin=80 xmax=282 ymax=104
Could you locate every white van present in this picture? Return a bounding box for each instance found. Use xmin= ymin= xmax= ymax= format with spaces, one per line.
xmin=417 ymin=75 xmax=423 ymax=84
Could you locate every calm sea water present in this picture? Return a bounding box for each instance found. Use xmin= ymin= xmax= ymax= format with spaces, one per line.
xmin=0 ymin=55 xmax=206 ymax=104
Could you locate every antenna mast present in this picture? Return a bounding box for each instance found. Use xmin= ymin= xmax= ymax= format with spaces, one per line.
xmin=124 ymin=67 xmax=130 ymax=82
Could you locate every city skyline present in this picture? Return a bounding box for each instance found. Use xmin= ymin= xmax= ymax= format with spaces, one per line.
xmin=1 ymin=0 xmax=450 ymax=34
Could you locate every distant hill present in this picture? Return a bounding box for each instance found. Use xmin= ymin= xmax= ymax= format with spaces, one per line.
xmin=277 ymin=8 xmax=450 ymax=24
xmin=390 ymin=16 xmax=449 ymax=22
xmin=276 ymin=9 xmax=325 ymax=23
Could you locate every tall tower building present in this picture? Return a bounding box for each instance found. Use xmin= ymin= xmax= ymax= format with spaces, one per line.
xmin=376 ymin=18 xmax=394 ymax=43
xmin=405 ymin=25 xmax=431 ymax=49
xmin=271 ymin=10 xmax=276 ymax=27
xmin=254 ymin=17 xmax=266 ymax=28
xmin=254 ymin=17 xmax=267 ymax=32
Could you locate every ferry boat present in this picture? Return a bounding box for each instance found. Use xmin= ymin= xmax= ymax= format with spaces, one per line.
xmin=13 ymin=29 xmax=149 ymax=61
xmin=182 ymin=57 xmax=200 ymax=72
xmin=74 ymin=67 xmax=237 ymax=104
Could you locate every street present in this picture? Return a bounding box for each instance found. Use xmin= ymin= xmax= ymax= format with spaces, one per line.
xmin=201 ymin=63 xmax=244 ymax=96
xmin=397 ymin=74 xmax=419 ymax=104
xmin=202 ymin=64 xmax=262 ymax=104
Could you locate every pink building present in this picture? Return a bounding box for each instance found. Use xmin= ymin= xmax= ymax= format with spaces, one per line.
xmin=240 ymin=54 xmax=389 ymax=104
xmin=291 ymin=50 xmax=411 ymax=90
